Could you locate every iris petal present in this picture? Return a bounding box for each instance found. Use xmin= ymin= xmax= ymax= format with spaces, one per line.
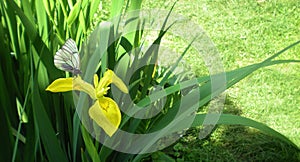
xmin=93 ymin=74 xmax=98 ymax=88
xmin=46 ymin=77 xmax=73 ymax=92
xmin=73 ymin=77 xmax=97 ymax=99
xmin=46 ymin=77 xmax=96 ymax=100
xmin=111 ymin=71 xmax=129 ymax=93
xmin=88 ymin=97 xmax=121 ymax=137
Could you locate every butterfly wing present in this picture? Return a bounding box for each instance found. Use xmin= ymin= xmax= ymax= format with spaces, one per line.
xmin=54 ymin=39 xmax=81 ymax=75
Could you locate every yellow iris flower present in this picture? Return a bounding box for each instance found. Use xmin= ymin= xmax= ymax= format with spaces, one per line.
xmin=46 ymin=70 xmax=128 ymax=137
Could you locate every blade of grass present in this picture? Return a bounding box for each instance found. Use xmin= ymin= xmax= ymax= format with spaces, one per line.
xmin=131 ymin=40 xmax=300 ymax=157
xmin=144 ymin=41 xmax=300 ymax=155
xmin=89 ymin=0 xmax=101 ymax=24
xmin=35 ymin=0 xmax=48 ymax=40
xmin=58 ymin=0 xmax=68 ymax=19
xmin=31 ymin=50 xmax=68 ymax=161
xmin=159 ymin=36 xmax=198 ymax=85
xmin=67 ymin=0 xmax=81 ymax=26
xmin=12 ymin=86 xmax=30 ymax=161
xmin=146 ymin=58 xmax=300 ymax=132
xmin=21 ymin=0 xmax=35 ymax=27
xmin=81 ymin=125 xmax=101 ymax=162
xmin=192 ymin=114 xmax=299 ymax=149
xmin=32 ymin=78 xmax=68 ymax=161
xmin=6 ymin=0 xmax=61 ymax=80
xmin=0 ymin=65 xmax=13 ymax=162
xmin=6 ymin=0 xmax=36 ymax=41
xmin=123 ymin=0 xmax=142 ymax=46
xmin=110 ymin=0 xmax=124 ymax=18
xmin=134 ymin=40 xmax=300 ymax=110
xmin=1 ymin=0 xmax=21 ymax=60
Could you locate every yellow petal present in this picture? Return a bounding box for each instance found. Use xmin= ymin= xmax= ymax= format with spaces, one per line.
xmin=97 ymin=70 xmax=113 ymax=91
xmin=93 ymin=74 xmax=99 ymax=88
xmin=96 ymin=70 xmax=128 ymax=95
xmin=46 ymin=77 xmax=97 ymax=100
xmin=46 ymin=77 xmax=74 ymax=92
xmin=108 ymin=70 xmax=129 ymax=93
xmin=88 ymin=97 xmax=121 ymax=137
xmin=73 ymin=77 xmax=97 ymax=100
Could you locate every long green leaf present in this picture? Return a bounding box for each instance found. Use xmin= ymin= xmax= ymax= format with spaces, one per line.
xmin=6 ymin=0 xmax=37 ymax=41
xmin=81 ymin=126 xmax=101 ymax=162
xmin=110 ymin=0 xmax=124 ymax=18
xmin=32 ymin=82 xmax=68 ymax=161
xmin=1 ymin=0 xmax=21 ymax=60
xmin=133 ymin=40 xmax=300 ymax=156
xmin=6 ymin=0 xmax=61 ymax=80
xmin=134 ymin=39 xmax=300 ymax=110
xmin=35 ymin=0 xmax=48 ymax=40
xmin=192 ymin=114 xmax=299 ymax=149
xmin=0 ymin=66 xmax=14 ymax=162
xmin=21 ymin=0 xmax=35 ymax=27
xmin=89 ymin=0 xmax=101 ymax=24
xmin=67 ymin=0 xmax=81 ymax=26
xmin=32 ymin=52 xmax=68 ymax=161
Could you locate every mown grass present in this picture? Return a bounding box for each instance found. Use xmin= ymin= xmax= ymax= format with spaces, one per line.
xmin=142 ymin=0 xmax=300 ymax=161
xmin=1 ymin=0 xmax=299 ymax=161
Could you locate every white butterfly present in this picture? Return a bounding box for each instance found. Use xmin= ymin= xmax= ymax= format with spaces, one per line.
xmin=54 ymin=38 xmax=82 ymax=75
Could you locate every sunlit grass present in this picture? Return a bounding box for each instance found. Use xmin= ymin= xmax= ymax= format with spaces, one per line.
xmin=1 ymin=0 xmax=299 ymax=161
xmin=143 ymin=0 xmax=300 ymax=160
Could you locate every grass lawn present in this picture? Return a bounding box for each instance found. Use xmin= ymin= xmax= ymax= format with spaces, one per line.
xmin=142 ymin=0 xmax=300 ymax=161
xmin=2 ymin=0 xmax=298 ymax=161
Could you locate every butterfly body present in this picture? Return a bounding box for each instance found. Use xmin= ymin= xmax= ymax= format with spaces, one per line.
xmin=54 ymin=38 xmax=82 ymax=75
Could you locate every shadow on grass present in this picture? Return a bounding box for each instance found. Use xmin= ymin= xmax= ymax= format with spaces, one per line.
xmin=151 ymin=97 xmax=300 ymax=161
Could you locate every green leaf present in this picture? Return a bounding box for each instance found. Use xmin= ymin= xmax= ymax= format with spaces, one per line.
xmin=1 ymin=0 xmax=21 ymax=57
xmin=127 ymin=0 xmax=142 ymax=11
xmin=16 ymin=98 xmax=28 ymax=123
xmin=21 ymin=0 xmax=35 ymax=27
xmin=42 ymin=0 xmax=51 ymax=18
xmin=58 ymin=0 xmax=68 ymax=18
xmin=32 ymin=75 xmax=68 ymax=161
xmin=0 ymin=66 xmax=13 ymax=162
xmin=134 ymin=40 xmax=300 ymax=111
xmin=67 ymin=0 xmax=82 ymax=26
xmin=192 ymin=114 xmax=299 ymax=149
xmin=110 ymin=0 xmax=124 ymax=18
xmin=150 ymin=151 xmax=175 ymax=162
xmin=81 ymin=125 xmax=101 ymax=162
xmin=35 ymin=0 xmax=48 ymax=40
xmin=89 ymin=0 xmax=101 ymax=23
xmin=79 ymin=10 xmax=86 ymax=34
xmin=133 ymin=40 xmax=300 ymax=157
xmin=6 ymin=0 xmax=37 ymax=41
xmin=6 ymin=0 xmax=61 ymax=80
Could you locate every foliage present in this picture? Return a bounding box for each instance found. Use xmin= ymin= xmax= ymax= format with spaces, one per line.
xmin=0 ymin=0 xmax=299 ymax=161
